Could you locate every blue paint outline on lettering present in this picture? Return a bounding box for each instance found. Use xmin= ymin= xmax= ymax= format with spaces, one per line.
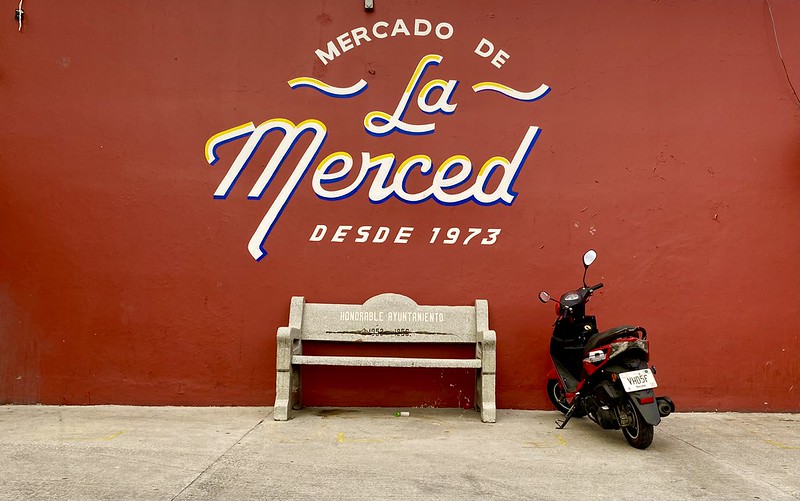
xmin=251 ymin=132 xmax=328 ymax=261
xmin=290 ymin=82 xmax=368 ymax=99
xmin=364 ymin=57 xmax=443 ymax=137
xmin=208 ymin=131 xmax=253 ymax=167
xmin=213 ymin=133 xmax=270 ymax=200
xmin=246 ymin=124 xmax=326 ymax=200
xmin=497 ymin=126 xmax=541 ymax=203
xmin=419 ymin=81 xmax=459 ymax=116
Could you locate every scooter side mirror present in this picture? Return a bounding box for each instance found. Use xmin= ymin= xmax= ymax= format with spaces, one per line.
xmin=583 ymin=249 xmax=597 ymax=268
xmin=538 ymin=291 xmax=551 ymax=303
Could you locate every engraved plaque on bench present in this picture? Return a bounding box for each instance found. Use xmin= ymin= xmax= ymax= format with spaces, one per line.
xmin=301 ymin=293 xmax=479 ymax=343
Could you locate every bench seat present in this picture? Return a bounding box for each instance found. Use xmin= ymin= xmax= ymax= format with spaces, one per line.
xmin=273 ymin=293 xmax=497 ymax=423
xmin=292 ymin=355 xmax=483 ymax=368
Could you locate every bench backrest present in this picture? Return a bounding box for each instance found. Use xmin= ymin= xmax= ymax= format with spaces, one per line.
xmin=289 ymin=293 xmax=489 ymax=343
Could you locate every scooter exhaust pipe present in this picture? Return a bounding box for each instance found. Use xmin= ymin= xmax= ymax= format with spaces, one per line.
xmin=657 ymin=396 xmax=675 ymax=417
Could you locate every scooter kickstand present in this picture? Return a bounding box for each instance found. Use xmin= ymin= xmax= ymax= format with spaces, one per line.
xmin=555 ymin=403 xmax=577 ymax=429
xmin=555 ymin=393 xmax=580 ymax=429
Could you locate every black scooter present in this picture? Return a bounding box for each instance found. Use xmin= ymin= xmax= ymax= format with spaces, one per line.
xmin=539 ymin=250 xmax=674 ymax=449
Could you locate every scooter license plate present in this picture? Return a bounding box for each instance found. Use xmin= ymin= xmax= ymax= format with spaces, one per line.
xmin=619 ymin=369 xmax=658 ymax=392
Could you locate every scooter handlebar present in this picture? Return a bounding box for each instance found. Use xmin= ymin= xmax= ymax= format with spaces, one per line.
xmin=589 ymin=283 xmax=604 ymax=292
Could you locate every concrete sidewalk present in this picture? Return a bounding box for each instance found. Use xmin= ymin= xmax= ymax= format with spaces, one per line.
xmin=0 ymin=406 xmax=798 ymax=501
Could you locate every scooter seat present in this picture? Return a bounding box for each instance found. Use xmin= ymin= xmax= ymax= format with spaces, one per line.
xmin=584 ymin=325 xmax=640 ymax=352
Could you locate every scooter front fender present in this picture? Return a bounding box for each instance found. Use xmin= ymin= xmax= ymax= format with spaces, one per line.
xmin=628 ymin=389 xmax=661 ymax=426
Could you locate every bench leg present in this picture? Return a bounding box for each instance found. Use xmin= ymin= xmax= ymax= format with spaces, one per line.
xmin=290 ymin=364 xmax=303 ymax=411
xmin=274 ymin=369 xmax=291 ymax=421
xmin=476 ymin=369 xmax=496 ymax=423
xmin=274 ymin=364 xmax=302 ymax=420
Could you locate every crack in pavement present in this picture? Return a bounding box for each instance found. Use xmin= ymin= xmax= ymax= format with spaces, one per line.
xmin=170 ymin=410 xmax=273 ymax=501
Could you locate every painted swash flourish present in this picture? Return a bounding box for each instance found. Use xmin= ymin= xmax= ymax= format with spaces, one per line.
xmin=204 ymin=52 xmax=549 ymax=262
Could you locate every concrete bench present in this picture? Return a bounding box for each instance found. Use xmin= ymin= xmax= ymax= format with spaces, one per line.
xmin=274 ymin=293 xmax=496 ymax=423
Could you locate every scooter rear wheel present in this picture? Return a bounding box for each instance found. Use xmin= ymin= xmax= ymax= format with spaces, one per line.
xmin=546 ymin=379 xmax=585 ymax=417
xmin=621 ymin=399 xmax=654 ymax=449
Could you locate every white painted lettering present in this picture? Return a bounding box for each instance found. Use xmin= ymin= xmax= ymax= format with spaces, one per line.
xmin=314 ymin=20 xmax=454 ymax=63
xmin=432 ymin=156 xmax=473 ymax=204
xmin=373 ymin=227 xmax=390 ymax=243
xmin=474 ymin=38 xmax=494 ymax=58
xmin=393 ymin=155 xmax=433 ymax=202
xmin=313 ymin=152 xmax=357 ymax=199
xmin=355 ymin=226 xmax=371 ymax=243
xmin=372 ymin=21 xmax=389 ymax=39
xmin=315 ymin=41 xmax=341 ymax=65
xmin=435 ymin=22 xmax=454 ymax=40
xmin=207 ymin=122 xmax=540 ymax=259
xmin=414 ymin=19 xmax=431 ymax=36
xmin=209 ymin=118 xmax=326 ymax=261
xmin=391 ymin=19 xmax=411 ymax=37
xmin=364 ymin=54 xmax=444 ymax=136
xmin=336 ymin=32 xmax=354 ymax=53
xmin=394 ymin=227 xmax=414 ymax=243
xmin=351 ymin=26 xmax=371 ymax=46
xmin=492 ymin=50 xmax=510 ymax=68
xmin=417 ymin=79 xmax=458 ymax=114
xmin=472 ymin=126 xmax=541 ymax=205
xmin=310 ymin=224 xmax=327 ymax=241
xmin=331 ymin=225 xmax=352 ymax=242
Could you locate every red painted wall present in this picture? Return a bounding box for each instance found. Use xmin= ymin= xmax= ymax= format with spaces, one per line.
xmin=2 ymin=0 xmax=798 ymax=411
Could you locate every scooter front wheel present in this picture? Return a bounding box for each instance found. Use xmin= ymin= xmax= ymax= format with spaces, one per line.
xmin=546 ymin=379 xmax=585 ymax=417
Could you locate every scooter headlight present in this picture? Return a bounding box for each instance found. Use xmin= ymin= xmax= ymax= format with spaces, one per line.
xmin=563 ymin=292 xmax=580 ymax=301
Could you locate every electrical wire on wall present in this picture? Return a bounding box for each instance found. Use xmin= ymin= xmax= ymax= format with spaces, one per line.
xmin=14 ymin=0 xmax=24 ymax=32
xmin=766 ymin=0 xmax=800 ymax=105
